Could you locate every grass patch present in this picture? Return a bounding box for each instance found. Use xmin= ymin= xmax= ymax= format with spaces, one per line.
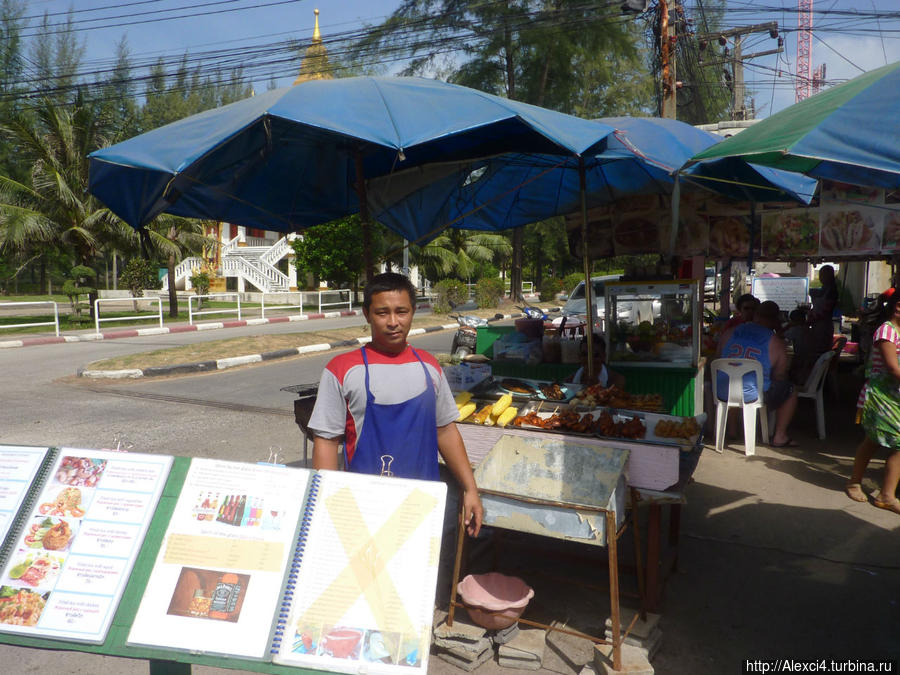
xmin=84 ymin=308 xmax=507 ymax=371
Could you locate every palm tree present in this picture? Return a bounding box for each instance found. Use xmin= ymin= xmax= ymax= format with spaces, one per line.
xmin=0 ymin=97 xmax=131 ymax=308
xmin=414 ymin=228 xmax=512 ymax=282
xmin=145 ymin=215 xmax=213 ymax=318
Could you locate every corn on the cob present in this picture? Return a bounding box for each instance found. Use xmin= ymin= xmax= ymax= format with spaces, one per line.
xmin=496 ymin=406 xmax=518 ymax=427
xmin=472 ymin=404 xmax=493 ymax=424
xmin=457 ymin=402 xmax=477 ymax=421
xmin=492 ymin=393 xmax=513 ymax=417
xmin=454 ymin=391 xmax=472 ymax=407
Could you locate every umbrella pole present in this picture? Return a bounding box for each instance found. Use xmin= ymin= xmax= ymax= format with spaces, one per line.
xmin=580 ymin=158 xmax=595 ymax=381
xmin=355 ymin=150 xmax=375 ymax=283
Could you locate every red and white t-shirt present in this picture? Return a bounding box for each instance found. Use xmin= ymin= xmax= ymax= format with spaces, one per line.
xmin=857 ymin=321 xmax=900 ymax=408
xmin=308 ymin=344 xmax=458 ymax=463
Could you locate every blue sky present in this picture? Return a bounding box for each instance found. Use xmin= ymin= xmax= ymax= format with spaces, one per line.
xmin=21 ymin=0 xmax=900 ymax=117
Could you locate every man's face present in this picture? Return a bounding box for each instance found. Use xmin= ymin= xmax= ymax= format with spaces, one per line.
xmin=364 ymin=289 xmax=414 ymax=353
xmin=739 ymin=301 xmax=758 ymax=322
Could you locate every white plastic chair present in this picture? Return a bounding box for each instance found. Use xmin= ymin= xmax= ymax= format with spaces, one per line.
xmin=710 ymin=358 xmax=769 ymax=456
xmin=796 ymin=350 xmax=835 ymax=439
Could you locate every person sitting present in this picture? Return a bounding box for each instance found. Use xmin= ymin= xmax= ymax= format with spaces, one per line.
xmin=569 ymin=334 xmax=625 ymax=388
xmin=716 ymin=300 xmax=798 ymax=447
xmin=783 ymin=308 xmax=815 ymax=384
xmin=722 ymin=293 xmax=760 ymax=333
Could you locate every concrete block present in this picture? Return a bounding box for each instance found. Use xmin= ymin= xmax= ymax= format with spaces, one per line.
xmin=593 ymin=643 xmax=654 ymax=675
xmin=434 ymin=614 xmax=488 ymax=641
xmin=433 ymin=635 xmax=493 ymax=654
xmin=498 ymin=655 xmax=542 ymax=670
xmin=605 ymin=626 xmax=662 ymax=651
xmin=435 ymin=644 xmax=494 ymax=672
xmin=498 ymin=627 xmax=546 ymax=661
xmin=491 ymin=623 xmax=520 ymax=645
xmin=605 ymin=610 xmax=660 ymax=640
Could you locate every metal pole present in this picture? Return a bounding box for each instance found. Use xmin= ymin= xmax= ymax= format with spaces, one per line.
xmin=580 ymin=157 xmax=595 ymax=381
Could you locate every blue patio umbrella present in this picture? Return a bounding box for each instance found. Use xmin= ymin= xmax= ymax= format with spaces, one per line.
xmin=88 ymin=76 xmax=616 ymax=234
xmin=367 ymin=116 xmax=816 ymax=241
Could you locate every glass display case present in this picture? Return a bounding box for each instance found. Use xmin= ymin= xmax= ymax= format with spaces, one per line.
xmin=603 ymin=280 xmax=704 ymax=416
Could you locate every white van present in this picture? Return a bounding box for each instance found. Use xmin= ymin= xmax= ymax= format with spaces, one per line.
xmin=557 ymin=275 xmax=658 ymax=334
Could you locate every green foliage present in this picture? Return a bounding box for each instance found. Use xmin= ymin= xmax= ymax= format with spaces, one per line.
xmin=189 ymin=270 xmax=211 ymax=297
xmin=563 ymin=272 xmax=585 ymax=295
xmin=432 ymin=279 xmax=469 ymax=314
xmin=291 ymin=216 xmax=365 ymax=288
xmin=474 ymin=277 xmax=505 ymax=308
xmin=119 ymin=258 xmax=159 ymax=297
xmin=538 ymin=277 xmax=565 ymax=303
xmin=413 ymin=229 xmax=511 ymax=282
xmin=61 ymin=265 xmax=95 ymax=318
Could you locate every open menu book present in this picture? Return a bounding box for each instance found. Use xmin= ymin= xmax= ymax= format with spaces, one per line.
xmin=127 ymin=458 xmax=447 ymax=674
xmin=0 ymin=445 xmax=172 ymax=644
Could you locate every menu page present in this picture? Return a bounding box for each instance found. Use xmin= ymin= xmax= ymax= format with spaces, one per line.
xmin=0 ymin=448 xmax=172 ymax=643
xmin=127 ymin=458 xmax=311 ymax=660
xmin=0 ymin=446 xmax=52 ymax=549
xmin=273 ymin=470 xmax=446 ymax=675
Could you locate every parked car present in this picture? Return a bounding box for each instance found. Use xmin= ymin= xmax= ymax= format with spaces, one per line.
xmin=554 ymin=275 xmax=659 ymax=334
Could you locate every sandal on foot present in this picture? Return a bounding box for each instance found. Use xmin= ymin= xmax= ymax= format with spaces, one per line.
xmin=845 ymin=483 xmax=867 ymax=503
xmin=873 ymin=497 xmax=900 ymax=515
xmin=771 ymin=437 xmax=799 ymax=448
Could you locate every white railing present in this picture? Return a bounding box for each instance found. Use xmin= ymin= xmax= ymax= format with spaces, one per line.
xmin=245 ymin=236 xmax=270 ymax=247
xmin=221 ymin=256 xmax=290 ymax=293
xmin=221 ymin=235 xmax=240 ymax=255
xmin=0 ymin=301 xmax=60 ymax=336
xmin=94 ymin=297 xmax=163 ymax=334
xmin=188 ymin=293 xmax=241 ymax=325
xmin=260 ymin=292 xmax=304 ymax=319
xmin=161 ymin=257 xmax=203 ymax=290
xmin=317 ymin=289 xmax=353 ymax=313
xmin=504 ymin=280 xmax=534 ymax=295
xmin=260 ymin=236 xmax=292 ymax=266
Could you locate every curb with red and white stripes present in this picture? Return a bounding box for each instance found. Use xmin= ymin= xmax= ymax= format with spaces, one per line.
xmin=75 ymin=310 xmax=537 ymax=379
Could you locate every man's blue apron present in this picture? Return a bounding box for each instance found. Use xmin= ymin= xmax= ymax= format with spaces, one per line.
xmin=348 ymin=346 xmax=440 ymax=480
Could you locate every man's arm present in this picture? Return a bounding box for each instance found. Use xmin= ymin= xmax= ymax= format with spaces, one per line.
xmin=769 ymin=334 xmax=789 ymax=381
xmin=312 ymin=436 xmax=340 ymax=471
xmin=436 ymin=422 xmax=483 ymax=537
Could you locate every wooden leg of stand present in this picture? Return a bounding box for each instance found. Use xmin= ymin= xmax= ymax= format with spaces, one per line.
xmin=669 ymin=503 xmax=682 ymax=572
xmin=644 ymin=504 xmax=662 ymax=613
xmin=606 ymin=510 xmax=621 ymax=672
xmin=447 ymin=491 xmax=468 ymax=626
xmin=630 ymin=490 xmax=646 ymax=620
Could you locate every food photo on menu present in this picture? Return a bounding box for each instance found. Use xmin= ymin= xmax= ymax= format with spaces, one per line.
xmin=708 ymin=215 xmax=752 ymax=258
xmin=819 ymin=208 xmax=882 ymax=254
xmin=882 ymin=210 xmax=900 ymax=251
xmin=761 ymin=210 xmax=819 ymax=257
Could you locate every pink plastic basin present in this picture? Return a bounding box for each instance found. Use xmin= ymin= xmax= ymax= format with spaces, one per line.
xmin=457 ymin=572 xmax=534 ymax=630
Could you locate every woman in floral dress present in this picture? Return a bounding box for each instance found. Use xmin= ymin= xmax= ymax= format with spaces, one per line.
xmin=846 ymin=288 xmax=900 ymax=514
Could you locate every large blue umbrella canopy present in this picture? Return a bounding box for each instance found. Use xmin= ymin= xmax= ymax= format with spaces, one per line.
xmin=690 ymin=61 xmax=900 ymax=188
xmin=88 ymin=76 xmax=616 ymax=232
xmin=367 ymin=116 xmax=816 ymax=240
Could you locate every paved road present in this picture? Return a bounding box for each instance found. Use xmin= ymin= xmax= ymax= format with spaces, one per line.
xmin=2 ymin=319 xmax=899 ymax=675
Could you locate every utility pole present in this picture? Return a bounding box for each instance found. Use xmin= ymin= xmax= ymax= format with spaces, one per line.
xmin=698 ymin=22 xmax=781 ymax=121
xmin=659 ymin=0 xmax=677 ymax=118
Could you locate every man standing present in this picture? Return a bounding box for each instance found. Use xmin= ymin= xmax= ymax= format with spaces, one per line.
xmin=716 ymin=300 xmax=798 ymax=448
xmin=808 ymin=264 xmax=838 ymax=357
xmin=309 ymin=272 xmax=483 ymax=536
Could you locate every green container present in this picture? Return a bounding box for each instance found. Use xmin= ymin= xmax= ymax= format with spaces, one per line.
xmin=611 ymin=364 xmax=699 ymax=416
xmin=490 ymin=362 xmax=579 ymax=381
xmin=475 ymin=325 xmax=516 ymax=357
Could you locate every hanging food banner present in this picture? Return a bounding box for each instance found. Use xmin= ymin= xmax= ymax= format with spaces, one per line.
xmin=708 ymin=215 xmax=754 ymax=258
xmin=761 ymin=209 xmax=819 ymax=257
xmin=818 ymin=207 xmax=883 ymax=255
xmin=565 ymin=206 xmax=614 ymax=258
xmin=612 ymin=195 xmax=663 ymax=255
xmin=658 ymin=193 xmax=709 ymax=255
xmin=820 ymin=180 xmax=882 ymax=206
xmin=882 ymin=209 xmax=900 ymax=251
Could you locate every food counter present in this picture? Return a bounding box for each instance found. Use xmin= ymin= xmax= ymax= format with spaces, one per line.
xmin=605 ymin=279 xmax=705 ymax=416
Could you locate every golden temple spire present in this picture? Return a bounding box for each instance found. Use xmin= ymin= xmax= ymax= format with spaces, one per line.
xmin=294 ymin=8 xmax=332 ymax=85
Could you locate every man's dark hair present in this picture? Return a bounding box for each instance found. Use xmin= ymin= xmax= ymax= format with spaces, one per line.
xmin=755 ymin=300 xmax=780 ymax=324
xmin=581 ymin=333 xmax=606 ymax=356
xmin=736 ymin=293 xmax=759 ymax=310
xmin=363 ymin=272 xmax=417 ymax=310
